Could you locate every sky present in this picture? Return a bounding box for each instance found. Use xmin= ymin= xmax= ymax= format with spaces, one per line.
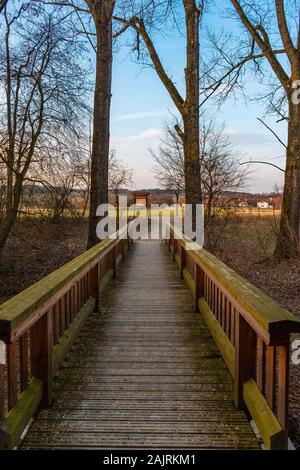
xmin=110 ymin=2 xmax=287 ymax=194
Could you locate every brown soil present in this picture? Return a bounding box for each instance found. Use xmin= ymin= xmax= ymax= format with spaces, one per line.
xmin=0 ymin=218 xmax=88 ymax=304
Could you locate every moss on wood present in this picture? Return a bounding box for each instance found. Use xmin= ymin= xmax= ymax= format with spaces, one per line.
xmin=0 ymin=378 xmax=43 ymax=450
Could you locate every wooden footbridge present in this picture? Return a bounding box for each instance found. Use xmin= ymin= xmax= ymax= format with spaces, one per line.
xmin=0 ymin=221 xmax=300 ymax=450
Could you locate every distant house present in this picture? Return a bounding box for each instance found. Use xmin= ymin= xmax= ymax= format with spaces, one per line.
xmin=132 ymin=191 xmax=150 ymax=208
xmin=257 ymin=201 xmax=273 ymax=209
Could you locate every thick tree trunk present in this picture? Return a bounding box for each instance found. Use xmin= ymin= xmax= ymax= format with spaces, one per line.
xmin=182 ymin=0 xmax=202 ymax=228
xmin=275 ymin=97 xmax=300 ymax=258
xmin=87 ymin=1 xmax=114 ymax=248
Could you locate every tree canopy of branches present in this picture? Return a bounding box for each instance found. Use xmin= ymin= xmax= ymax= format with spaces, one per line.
xmin=114 ymin=0 xmax=203 ymax=227
xmin=203 ymin=0 xmax=300 ymax=259
xmin=109 ymin=150 xmax=133 ymax=201
xmin=151 ymin=116 xmax=248 ymax=214
xmin=0 ymin=2 xmax=90 ymax=251
xmin=151 ymin=124 xmax=185 ymax=203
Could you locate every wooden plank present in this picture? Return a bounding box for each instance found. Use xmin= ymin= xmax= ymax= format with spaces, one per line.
xmin=52 ymin=298 xmax=96 ymax=375
xmin=234 ymin=313 xmax=256 ymax=410
xmin=22 ymin=432 xmax=260 ymax=449
xmin=277 ymin=342 xmax=289 ymax=432
xmin=0 ymin=378 xmax=42 ymax=450
xmin=53 ymin=304 xmax=60 ymax=345
xmin=19 ymin=333 xmax=29 ymax=393
xmin=36 ymin=408 xmax=249 ymax=422
xmin=30 ymin=311 xmax=53 ymax=408
xmin=198 ymin=298 xmax=235 ymax=378
xmin=7 ymin=341 xmax=17 ymax=410
xmin=60 ymin=296 xmax=66 ymax=336
xmin=0 ymin=363 xmax=5 ymax=419
xmin=243 ymin=379 xmax=286 ymax=450
xmin=29 ymin=420 xmax=254 ymax=434
xmin=265 ymin=346 xmax=276 ymax=410
xmin=256 ymin=337 xmax=265 ymax=393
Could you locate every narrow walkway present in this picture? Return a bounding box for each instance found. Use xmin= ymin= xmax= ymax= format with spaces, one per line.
xmin=22 ymin=241 xmax=259 ymax=449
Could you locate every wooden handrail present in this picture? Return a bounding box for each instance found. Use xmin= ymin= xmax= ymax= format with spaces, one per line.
xmin=168 ymin=224 xmax=300 ymax=450
xmin=0 ymin=223 xmax=132 ymax=449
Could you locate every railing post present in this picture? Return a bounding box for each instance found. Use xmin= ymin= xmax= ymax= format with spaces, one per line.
xmin=172 ymin=238 xmax=176 ymax=261
xmin=19 ymin=332 xmax=29 ymax=393
xmin=30 ymin=310 xmax=53 ymax=408
xmin=194 ymin=263 xmax=204 ymax=313
xmin=0 ymin=341 xmax=5 ymax=419
xmin=7 ymin=341 xmax=17 ymax=410
xmin=277 ymin=336 xmax=289 ymax=435
xmin=168 ymin=232 xmax=172 ymax=252
xmin=265 ymin=345 xmax=276 ymax=409
xmin=180 ymin=244 xmax=186 ymax=278
xmin=112 ymin=245 xmax=117 ymax=278
xmin=234 ymin=313 xmax=256 ymax=410
xmin=0 ymin=364 xmax=4 ymax=420
xmin=89 ymin=263 xmax=99 ymax=310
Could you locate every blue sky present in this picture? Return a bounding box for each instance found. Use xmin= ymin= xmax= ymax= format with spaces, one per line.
xmin=110 ymin=2 xmax=287 ymax=193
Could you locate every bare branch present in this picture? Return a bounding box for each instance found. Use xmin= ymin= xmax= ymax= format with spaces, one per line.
xmin=240 ymin=160 xmax=285 ymax=172
xmin=257 ymin=117 xmax=287 ymax=149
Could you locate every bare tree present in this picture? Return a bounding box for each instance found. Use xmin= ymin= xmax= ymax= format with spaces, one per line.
xmin=150 ymin=124 xmax=185 ymax=203
xmin=114 ymin=0 xmax=204 ymax=228
xmin=75 ymin=156 xmax=91 ymax=218
xmin=0 ymin=0 xmax=9 ymax=13
xmin=0 ymin=2 xmax=90 ymax=251
xmin=109 ymin=150 xmax=133 ymax=201
xmin=150 ymin=115 xmax=248 ymax=224
xmin=81 ymin=0 xmax=115 ymax=246
xmin=200 ymin=117 xmax=247 ymax=221
xmin=203 ymin=0 xmax=300 ymax=258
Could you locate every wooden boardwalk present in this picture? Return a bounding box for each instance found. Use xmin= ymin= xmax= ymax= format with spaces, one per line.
xmin=22 ymin=240 xmax=259 ymax=449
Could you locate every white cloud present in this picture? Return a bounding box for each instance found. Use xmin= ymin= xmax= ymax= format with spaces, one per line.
xmin=112 ymin=110 xmax=170 ymax=122
xmin=225 ymin=128 xmax=281 ymax=146
xmin=112 ymin=128 xmax=162 ymax=145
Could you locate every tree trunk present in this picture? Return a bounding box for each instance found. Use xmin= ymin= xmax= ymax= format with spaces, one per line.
xmin=0 ymin=216 xmax=14 ymax=252
xmin=275 ymin=96 xmax=300 ymax=258
xmin=0 ymin=177 xmax=22 ymax=252
xmin=182 ymin=0 xmax=202 ymax=228
xmin=87 ymin=1 xmax=114 ymax=248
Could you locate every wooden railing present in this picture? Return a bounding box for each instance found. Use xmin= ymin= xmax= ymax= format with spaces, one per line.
xmin=0 ymin=223 xmax=133 ymax=449
xmin=167 ymin=224 xmax=300 ymax=450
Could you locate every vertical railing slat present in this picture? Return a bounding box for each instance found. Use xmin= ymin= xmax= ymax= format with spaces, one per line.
xmin=7 ymin=341 xmax=18 ymax=410
xmin=19 ymin=332 xmax=29 ymax=393
xmin=266 ymin=345 xmax=276 ymax=410
xmin=30 ymin=310 xmax=53 ymax=408
xmin=257 ymin=337 xmax=265 ymax=393
xmin=0 ymin=361 xmax=5 ymax=419
xmin=278 ymin=341 xmax=289 ymax=431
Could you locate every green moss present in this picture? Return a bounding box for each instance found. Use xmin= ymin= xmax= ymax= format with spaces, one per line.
xmin=0 ymin=378 xmax=43 ymax=450
xmin=52 ymin=297 xmax=96 ymax=374
xmin=0 ymin=239 xmax=113 ymax=331
xmin=243 ymin=379 xmax=286 ymax=449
